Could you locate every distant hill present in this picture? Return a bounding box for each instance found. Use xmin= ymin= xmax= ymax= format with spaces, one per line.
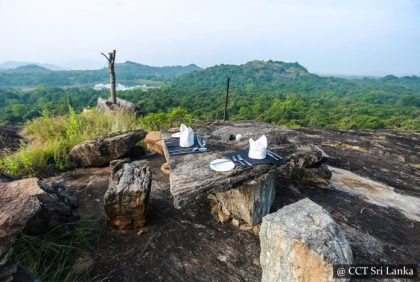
xmin=0 ymin=61 xmax=202 ymax=87
xmin=6 ymin=64 xmax=51 ymax=73
xmin=115 ymin=61 xmax=200 ymax=77
xmin=172 ymin=60 xmax=314 ymax=90
xmin=0 ymin=61 xmax=64 ymax=71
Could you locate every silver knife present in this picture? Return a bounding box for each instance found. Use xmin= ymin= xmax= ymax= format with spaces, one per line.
xmin=266 ymin=151 xmax=279 ymax=160
xmin=237 ymin=155 xmax=251 ymax=166
xmin=212 ymin=160 xmax=232 ymax=165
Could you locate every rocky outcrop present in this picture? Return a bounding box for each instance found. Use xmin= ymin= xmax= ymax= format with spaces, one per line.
xmin=104 ymin=160 xmax=152 ymax=230
xmin=145 ymin=131 xmax=164 ymax=155
xmin=209 ymin=172 xmax=276 ymax=226
xmin=0 ymin=125 xmax=23 ymax=155
xmin=97 ymin=97 xmax=144 ymax=117
xmin=281 ymin=145 xmax=332 ymax=188
xmin=295 ymin=128 xmax=420 ymax=196
xmin=69 ymin=130 xmax=147 ymax=167
xmin=260 ymin=198 xmax=353 ymax=282
xmin=0 ymin=178 xmax=79 ymax=281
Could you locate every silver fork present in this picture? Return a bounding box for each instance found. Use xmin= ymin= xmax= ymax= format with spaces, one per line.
xmin=237 ymin=155 xmax=252 ymax=166
xmin=232 ymin=155 xmax=244 ymax=166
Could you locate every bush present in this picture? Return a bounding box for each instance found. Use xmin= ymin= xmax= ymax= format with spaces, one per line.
xmin=0 ymin=109 xmax=142 ymax=176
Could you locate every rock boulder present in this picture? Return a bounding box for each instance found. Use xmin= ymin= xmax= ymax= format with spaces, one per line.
xmin=69 ymin=130 xmax=147 ymax=167
xmin=104 ymin=160 xmax=152 ymax=230
xmin=259 ymin=198 xmax=353 ymax=282
xmin=0 ymin=178 xmax=79 ymax=281
xmin=145 ymin=131 xmax=164 ymax=155
xmin=97 ymin=97 xmax=144 ymax=117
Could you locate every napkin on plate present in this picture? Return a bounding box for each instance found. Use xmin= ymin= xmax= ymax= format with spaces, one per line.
xmin=248 ymin=135 xmax=267 ymax=159
xmin=179 ymin=124 xmax=195 ymax=147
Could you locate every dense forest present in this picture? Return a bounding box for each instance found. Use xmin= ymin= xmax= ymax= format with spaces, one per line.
xmin=0 ymin=60 xmax=419 ymax=131
xmin=0 ymin=61 xmax=201 ymax=87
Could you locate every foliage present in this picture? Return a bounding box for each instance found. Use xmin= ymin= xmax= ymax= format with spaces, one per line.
xmin=140 ymin=107 xmax=194 ymax=130
xmin=0 ymin=61 xmax=200 ymax=87
xmin=0 ymin=60 xmax=419 ymax=132
xmin=14 ymin=220 xmax=97 ymax=282
xmin=0 ymin=109 xmax=141 ymax=176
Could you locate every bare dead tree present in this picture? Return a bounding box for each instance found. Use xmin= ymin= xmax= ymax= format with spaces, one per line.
xmin=101 ymin=50 xmax=117 ymax=104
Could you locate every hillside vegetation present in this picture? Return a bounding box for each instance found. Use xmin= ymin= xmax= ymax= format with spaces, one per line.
xmin=0 ymin=61 xmax=201 ymax=87
xmin=0 ymin=60 xmax=419 ymax=131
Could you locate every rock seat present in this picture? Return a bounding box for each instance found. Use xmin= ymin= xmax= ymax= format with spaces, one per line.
xmin=104 ymin=160 xmax=152 ymax=230
xmin=259 ymin=198 xmax=353 ymax=282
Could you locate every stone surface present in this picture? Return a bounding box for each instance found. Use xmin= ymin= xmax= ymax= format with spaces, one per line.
xmin=97 ymin=97 xmax=144 ymax=117
xmin=69 ymin=130 xmax=147 ymax=167
xmin=162 ymin=121 xmax=331 ymax=208
xmin=209 ymin=172 xmax=276 ymax=226
xmin=37 ymin=127 xmax=419 ymax=281
xmin=145 ymin=131 xmax=164 ymax=155
xmin=104 ymin=160 xmax=152 ymax=229
xmin=260 ymin=198 xmax=353 ymax=282
xmin=330 ymin=166 xmax=420 ymax=221
xmin=295 ymin=128 xmax=420 ymax=196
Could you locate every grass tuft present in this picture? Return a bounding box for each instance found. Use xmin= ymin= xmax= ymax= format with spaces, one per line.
xmin=14 ymin=220 xmax=97 ymax=282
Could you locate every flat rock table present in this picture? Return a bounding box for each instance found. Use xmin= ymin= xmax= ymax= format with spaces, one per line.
xmin=162 ymin=121 xmax=304 ymax=225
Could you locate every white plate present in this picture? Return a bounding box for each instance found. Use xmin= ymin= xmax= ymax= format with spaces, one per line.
xmin=172 ymin=132 xmax=181 ymax=138
xmin=210 ymin=159 xmax=235 ymax=172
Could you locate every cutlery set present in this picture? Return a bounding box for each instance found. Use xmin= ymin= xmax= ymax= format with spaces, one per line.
xmin=168 ymin=147 xmax=199 ymax=155
xmin=231 ymin=150 xmax=282 ymax=167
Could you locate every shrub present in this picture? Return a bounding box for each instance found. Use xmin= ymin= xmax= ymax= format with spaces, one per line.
xmin=0 ymin=109 xmax=142 ymax=176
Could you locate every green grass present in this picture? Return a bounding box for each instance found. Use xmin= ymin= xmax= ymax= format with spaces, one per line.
xmin=0 ymin=108 xmax=142 ymax=176
xmin=14 ymin=220 xmax=97 ymax=282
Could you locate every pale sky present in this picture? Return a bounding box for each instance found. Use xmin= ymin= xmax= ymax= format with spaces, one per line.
xmin=0 ymin=0 xmax=419 ymax=75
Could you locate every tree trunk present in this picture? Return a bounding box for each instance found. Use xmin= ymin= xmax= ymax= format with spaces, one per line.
xmin=102 ymin=50 xmax=117 ymax=104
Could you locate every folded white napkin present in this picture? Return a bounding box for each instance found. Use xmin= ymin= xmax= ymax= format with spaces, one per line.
xmin=248 ymin=135 xmax=267 ymax=159
xmin=179 ymin=124 xmax=195 ymax=147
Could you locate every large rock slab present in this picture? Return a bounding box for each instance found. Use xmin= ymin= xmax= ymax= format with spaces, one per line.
xmin=97 ymin=97 xmax=144 ymax=117
xmin=209 ymin=171 xmax=276 ymax=226
xmin=104 ymin=160 xmax=152 ymax=229
xmin=161 ymin=121 xmax=331 ymax=208
xmin=69 ymin=130 xmax=147 ymax=167
xmin=260 ymin=198 xmax=353 ymax=282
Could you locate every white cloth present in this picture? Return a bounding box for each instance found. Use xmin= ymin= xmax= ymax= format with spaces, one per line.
xmin=179 ymin=124 xmax=195 ymax=147
xmin=248 ymin=135 xmax=267 ymax=159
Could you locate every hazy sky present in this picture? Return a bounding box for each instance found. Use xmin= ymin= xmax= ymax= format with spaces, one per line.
xmin=0 ymin=0 xmax=419 ymax=75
